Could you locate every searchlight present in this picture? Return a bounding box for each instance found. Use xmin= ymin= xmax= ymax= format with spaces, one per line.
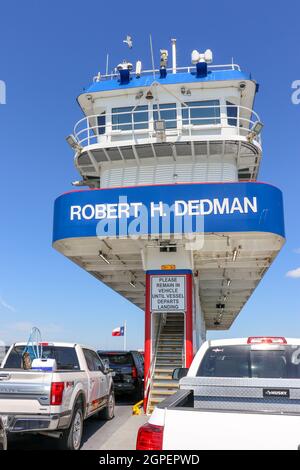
xmin=191 ymin=49 xmax=213 ymax=78
xmin=248 ymin=121 xmax=264 ymax=142
xmin=117 ymin=60 xmax=133 ymax=85
xmin=66 ymin=134 xmax=82 ymax=152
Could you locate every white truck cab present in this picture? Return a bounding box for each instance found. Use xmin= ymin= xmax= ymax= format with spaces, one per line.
xmin=0 ymin=342 xmax=114 ymax=450
xmin=137 ymin=337 xmax=300 ymax=450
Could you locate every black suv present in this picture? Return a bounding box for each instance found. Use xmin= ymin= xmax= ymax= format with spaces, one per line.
xmin=98 ymin=350 xmax=144 ymax=401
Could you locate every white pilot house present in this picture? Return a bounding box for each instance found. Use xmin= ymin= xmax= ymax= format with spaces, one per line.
xmin=53 ymin=40 xmax=285 ymax=413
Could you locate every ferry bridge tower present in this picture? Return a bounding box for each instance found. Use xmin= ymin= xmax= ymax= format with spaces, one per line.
xmin=53 ymin=41 xmax=285 ymax=413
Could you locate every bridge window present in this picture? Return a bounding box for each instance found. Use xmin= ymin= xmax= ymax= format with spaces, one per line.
xmin=153 ymin=103 xmax=177 ymax=128
xmin=226 ymin=101 xmax=238 ymax=126
xmin=112 ymin=105 xmax=148 ymax=131
xmin=97 ymin=112 xmax=106 ymax=135
xmin=182 ymin=100 xmax=220 ymax=125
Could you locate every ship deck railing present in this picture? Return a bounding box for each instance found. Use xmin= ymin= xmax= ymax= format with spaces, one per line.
xmin=93 ymin=63 xmax=241 ymax=82
xmin=73 ymin=104 xmax=262 ymax=150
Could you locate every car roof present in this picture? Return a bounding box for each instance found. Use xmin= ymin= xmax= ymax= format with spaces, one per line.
xmin=13 ymin=342 xmax=96 ymax=350
xmin=207 ymin=338 xmax=300 ymax=346
xmin=98 ymin=350 xmax=136 ymax=354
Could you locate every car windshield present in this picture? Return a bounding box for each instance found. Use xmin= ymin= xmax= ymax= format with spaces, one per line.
xmin=2 ymin=346 xmax=80 ymax=371
xmin=98 ymin=353 xmax=133 ymax=367
xmin=197 ymin=345 xmax=300 ymax=379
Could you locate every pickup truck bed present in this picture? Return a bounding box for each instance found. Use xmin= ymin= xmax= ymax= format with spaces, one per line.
xmin=138 ymin=338 xmax=300 ymax=450
xmin=151 ymin=377 xmax=300 ymax=450
xmin=0 ymin=369 xmax=86 ymax=432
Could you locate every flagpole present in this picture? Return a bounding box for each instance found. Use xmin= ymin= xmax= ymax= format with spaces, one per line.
xmin=124 ymin=321 xmax=127 ymax=351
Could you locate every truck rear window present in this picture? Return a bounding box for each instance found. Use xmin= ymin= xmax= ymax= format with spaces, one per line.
xmin=98 ymin=353 xmax=133 ymax=367
xmin=3 ymin=346 xmax=80 ymax=371
xmin=197 ymin=345 xmax=300 ymax=379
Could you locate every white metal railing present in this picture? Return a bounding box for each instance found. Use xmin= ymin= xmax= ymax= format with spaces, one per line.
xmin=73 ymin=104 xmax=262 ymax=149
xmin=93 ymin=63 xmax=241 ymax=82
xmin=145 ymin=313 xmax=166 ymax=414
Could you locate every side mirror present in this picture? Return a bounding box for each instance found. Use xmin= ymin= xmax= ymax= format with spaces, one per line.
xmin=103 ymin=363 xmax=110 ymax=374
xmin=172 ymin=367 xmax=188 ymax=381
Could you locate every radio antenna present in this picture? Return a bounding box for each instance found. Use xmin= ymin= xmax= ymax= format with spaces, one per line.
xmin=106 ymin=53 xmax=109 ymax=76
xmin=149 ymin=34 xmax=156 ymax=79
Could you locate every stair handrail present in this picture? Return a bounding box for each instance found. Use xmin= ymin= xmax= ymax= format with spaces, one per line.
xmin=145 ymin=313 xmax=166 ymax=413
xmin=182 ymin=341 xmax=185 ymax=368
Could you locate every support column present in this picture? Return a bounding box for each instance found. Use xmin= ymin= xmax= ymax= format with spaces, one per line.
xmin=144 ymin=273 xmax=151 ymax=411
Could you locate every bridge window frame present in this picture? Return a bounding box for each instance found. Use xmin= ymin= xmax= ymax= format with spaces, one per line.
xmin=153 ymin=103 xmax=177 ymax=129
xmin=182 ymin=99 xmax=221 ymax=126
xmin=112 ymin=105 xmax=149 ymax=131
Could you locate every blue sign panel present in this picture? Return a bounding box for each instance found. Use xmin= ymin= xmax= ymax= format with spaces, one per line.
xmin=53 ymin=182 xmax=285 ymax=242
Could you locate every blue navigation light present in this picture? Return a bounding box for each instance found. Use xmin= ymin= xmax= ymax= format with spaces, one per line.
xmin=119 ymin=68 xmax=130 ymax=85
xmin=160 ymin=67 xmax=167 ymax=79
xmin=196 ymin=62 xmax=208 ymax=78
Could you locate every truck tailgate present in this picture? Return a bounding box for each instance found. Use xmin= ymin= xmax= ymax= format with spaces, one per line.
xmin=163 ymin=408 xmax=300 ymax=450
xmin=0 ymin=370 xmax=51 ymax=415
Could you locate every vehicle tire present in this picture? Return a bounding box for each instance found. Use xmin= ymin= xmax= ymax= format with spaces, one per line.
xmin=134 ymin=383 xmax=143 ymax=402
xmin=60 ymin=404 xmax=84 ymax=450
xmin=98 ymin=390 xmax=115 ymax=421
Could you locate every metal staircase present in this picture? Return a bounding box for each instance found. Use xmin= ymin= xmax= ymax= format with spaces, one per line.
xmin=147 ymin=313 xmax=185 ymax=414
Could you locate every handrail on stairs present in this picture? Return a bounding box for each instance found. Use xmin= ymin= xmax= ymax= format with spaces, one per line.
xmin=144 ymin=313 xmax=166 ymax=414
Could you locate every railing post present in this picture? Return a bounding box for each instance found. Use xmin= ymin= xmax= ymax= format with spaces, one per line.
xmin=131 ymin=110 xmax=135 ymax=141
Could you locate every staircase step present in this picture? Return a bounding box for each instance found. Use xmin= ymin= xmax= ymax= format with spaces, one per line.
xmin=162 ymin=333 xmax=183 ymax=336
xmin=162 ymin=328 xmax=184 ymax=331
xmin=154 ymin=374 xmax=173 ymax=380
xmin=157 ymin=346 xmax=182 ymax=350
xmin=151 ymin=389 xmax=175 ymax=396
xmin=158 ymin=339 xmax=183 ymax=343
xmin=156 ymin=364 xmax=182 ymax=368
xmin=164 ymin=327 xmax=184 ymax=330
xmin=153 ymin=382 xmax=179 ymax=388
xmin=155 ymin=367 xmax=176 ymax=373
xmin=156 ymin=356 xmax=182 ymax=360
xmin=159 ymin=337 xmax=183 ymax=341
xmin=150 ymin=397 xmax=167 ymax=404
xmin=156 ymin=361 xmax=181 ymax=364
xmin=157 ymin=351 xmax=182 ymax=356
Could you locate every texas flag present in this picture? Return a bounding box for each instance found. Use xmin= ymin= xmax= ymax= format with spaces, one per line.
xmin=112 ymin=326 xmax=125 ymax=337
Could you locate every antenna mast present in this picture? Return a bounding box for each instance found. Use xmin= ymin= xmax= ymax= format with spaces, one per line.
xmin=149 ymin=34 xmax=156 ymax=79
xmin=106 ymin=53 xmax=109 ymax=75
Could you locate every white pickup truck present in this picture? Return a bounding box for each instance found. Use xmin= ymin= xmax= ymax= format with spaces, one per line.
xmin=137 ymin=337 xmax=300 ymax=450
xmin=0 ymin=342 xmax=114 ymax=450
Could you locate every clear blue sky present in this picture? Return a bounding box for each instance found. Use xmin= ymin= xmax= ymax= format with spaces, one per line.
xmin=0 ymin=0 xmax=299 ymax=349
